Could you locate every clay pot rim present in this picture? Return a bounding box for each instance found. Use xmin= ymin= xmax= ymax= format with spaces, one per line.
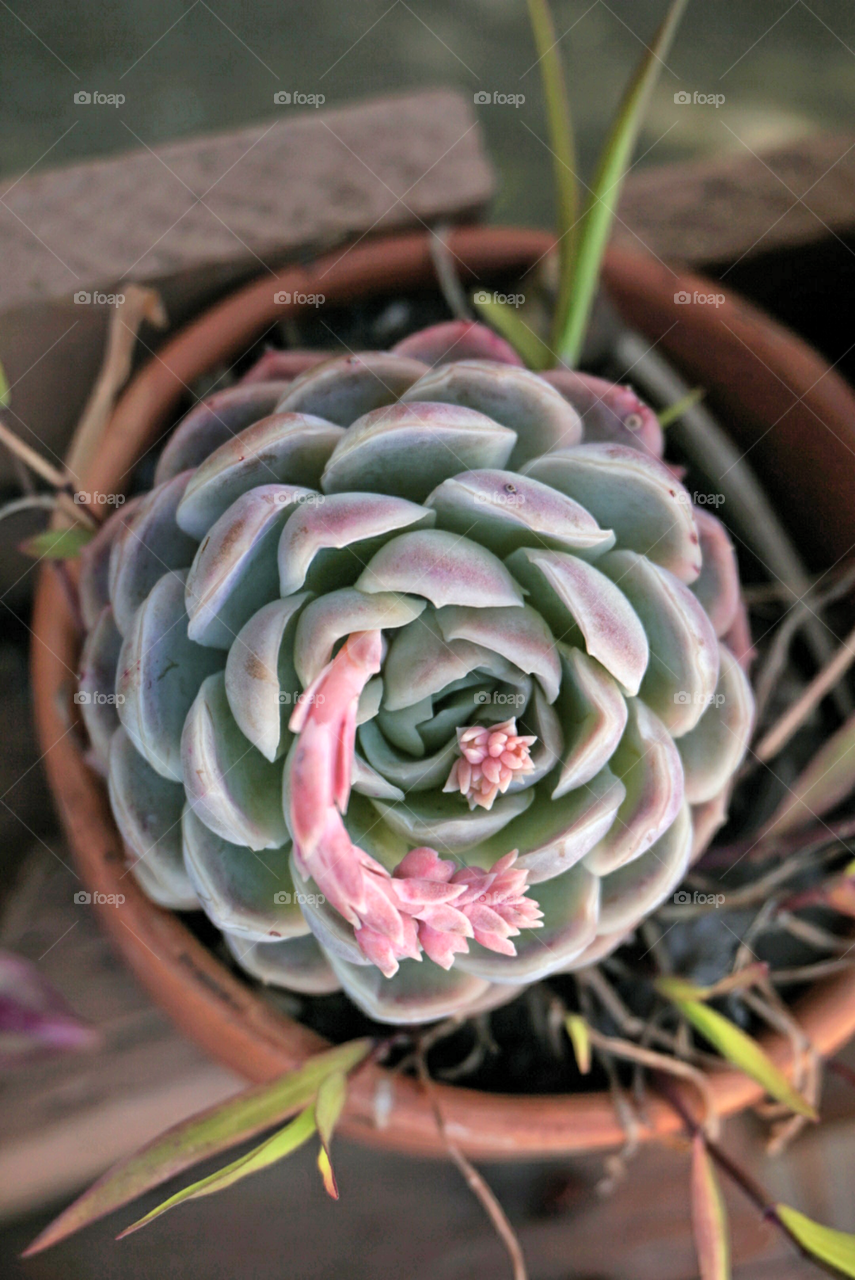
xmin=31 ymin=226 xmax=855 ymax=1159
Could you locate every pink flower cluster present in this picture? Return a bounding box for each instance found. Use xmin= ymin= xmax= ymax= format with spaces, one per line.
xmin=288 ymin=632 xmax=543 ymax=978
xmin=444 ymin=720 xmax=537 ymax=810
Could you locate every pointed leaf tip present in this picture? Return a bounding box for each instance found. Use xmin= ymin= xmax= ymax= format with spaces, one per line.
xmin=776 ymin=1205 xmax=855 ymax=1277
xmin=314 ymin=1069 xmax=348 ymax=1200
xmin=565 ymin=1014 xmax=591 ymax=1074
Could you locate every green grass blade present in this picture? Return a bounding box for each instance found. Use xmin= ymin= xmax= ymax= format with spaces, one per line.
xmin=471 ymin=294 xmax=553 ymax=370
xmin=564 ymin=1014 xmax=591 ymax=1074
xmin=776 ymin=1205 xmax=855 ymax=1277
xmin=558 ymin=0 xmax=688 ymax=366
xmin=24 ymin=1038 xmax=371 ymax=1256
xmin=657 ymin=987 xmax=817 ymax=1119
xmin=525 ymin=0 xmax=578 ymax=353
xmin=315 ymin=1069 xmax=348 ymax=1199
xmin=658 ymin=386 xmax=705 ymax=429
xmin=118 ymin=1106 xmax=319 ymax=1238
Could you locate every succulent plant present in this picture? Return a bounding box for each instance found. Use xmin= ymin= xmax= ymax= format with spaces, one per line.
xmin=77 ymin=319 xmax=753 ymax=1025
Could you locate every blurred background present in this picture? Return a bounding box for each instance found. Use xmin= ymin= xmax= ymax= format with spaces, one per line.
xmin=2 ymin=3 xmax=855 ymax=1278
xmin=3 ymin=0 xmax=854 ymax=223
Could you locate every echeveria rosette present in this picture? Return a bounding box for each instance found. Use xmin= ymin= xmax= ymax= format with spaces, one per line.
xmin=76 ymin=320 xmax=754 ymax=1026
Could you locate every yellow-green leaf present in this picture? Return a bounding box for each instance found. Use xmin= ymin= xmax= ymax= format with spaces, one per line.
xmin=0 ymin=360 xmax=9 ymax=408
xmin=658 ymin=387 xmax=705 ymax=429
xmin=314 ymin=1069 xmax=347 ymax=1200
xmin=20 ymin=526 xmax=95 ymax=560
xmin=558 ymin=0 xmax=688 ymax=365
xmin=777 ymin=1205 xmax=855 ymax=1277
xmin=471 ymin=294 xmax=553 ymax=371
xmin=691 ymin=1134 xmax=731 ymax=1280
xmin=118 ymin=1105 xmax=319 ymax=1237
xmin=565 ymin=1014 xmax=591 ymax=1074
xmin=25 ymin=1037 xmax=371 ymax=1256
xmin=658 ymin=991 xmax=817 ymax=1120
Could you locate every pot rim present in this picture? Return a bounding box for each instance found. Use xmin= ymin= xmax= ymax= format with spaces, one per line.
xmin=31 ymin=226 xmax=855 ymax=1159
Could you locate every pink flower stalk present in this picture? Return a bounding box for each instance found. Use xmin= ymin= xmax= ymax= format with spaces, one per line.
xmin=288 ymin=634 xmax=542 ymax=977
xmin=444 ymin=719 xmax=537 ymax=810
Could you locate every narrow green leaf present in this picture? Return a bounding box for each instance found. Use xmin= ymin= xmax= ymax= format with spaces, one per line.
xmin=118 ymin=1105 xmax=318 ymax=1238
xmin=764 ymin=711 xmax=855 ymax=837
xmin=691 ymin=1134 xmax=731 ymax=1280
xmin=656 ymin=986 xmax=817 ymax=1120
xmin=315 ymin=1069 xmax=347 ymax=1199
xmin=558 ymin=0 xmax=689 ymax=366
xmin=777 ymin=1205 xmax=855 ymax=1277
xmin=471 ymin=294 xmax=553 ymax=371
xmin=24 ymin=1038 xmax=371 ymax=1256
xmin=0 ymin=360 xmax=9 ymax=408
xmin=525 ymin=0 xmax=578 ymax=353
xmin=565 ymin=1014 xmax=591 ymax=1074
xmin=19 ymin=526 xmax=95 ymax=560
xmin=658 ymin=386 xmax=705 ymax=429
xmin=656 ymin=965 xmax=768 ymax=1003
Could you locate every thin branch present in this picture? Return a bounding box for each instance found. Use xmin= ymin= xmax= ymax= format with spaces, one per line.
xmin=416 ymin=1049 xmax=528 ymax=1280
xmin=755 ymin=620 xmax=855 ymax=762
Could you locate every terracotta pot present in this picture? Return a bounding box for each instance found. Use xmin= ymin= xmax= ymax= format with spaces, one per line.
xmin=31 ymin=227 xmax=855 ymax=1159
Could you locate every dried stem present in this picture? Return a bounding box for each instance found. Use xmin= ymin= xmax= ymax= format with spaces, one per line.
xmin=416 ymin=1047 xmax=528 ymax=1280
xmin=755 ymin=620 xmax=855 ymax=762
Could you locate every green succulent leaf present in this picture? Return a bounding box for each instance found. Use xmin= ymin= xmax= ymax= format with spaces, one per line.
xmin=24 ymin=1038 xmax=371 ymax=1256
xmin=690 ymin=1133 xmax=731 ymax=1280
xmin=776 ymin=1204 xmax=855 ymax=1277
xmin=558 ymin=0 xmax=688 ymax=365
xmin=655 ymin=979 xmax=817 ymax=1119
xmin=20 ymin=525 xmax=95 ymax=560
